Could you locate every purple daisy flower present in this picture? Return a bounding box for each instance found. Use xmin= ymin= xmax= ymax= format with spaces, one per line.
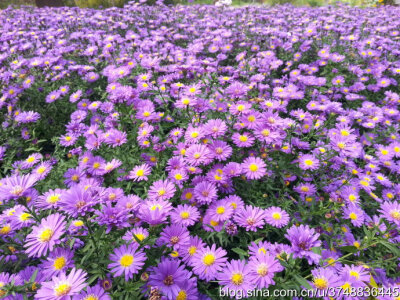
xmin=234 ymin=205 xmax=266 ymax=232
xmin=73 ymin=284 xmax=111 ymax=300
xmin=35 ymin=268 xmax=87 ymax=299
xmin=193 ymin=181 xmax=218 ymax=205
xmin=122 ymin=227 xmax=149 ymax=246
xmin=148 ymin=179 xmax=176 ymax=201
xmin=139 ymin=199 xmax=173 ymax=225
xmin=148 ymin=258 xmax=190 ymax=299
xmin=264 ymin=206 xmax=290 ymax=228
xmin=0 ymin=174 xmax=38 ymax=202
xmin=285 ymin=224 xmax=321 ymax=264
xmin=217 ymin=259 xmax=254 ymax=295
xmin=25 ymin=213 xmax=66 ymax=258
xmin=192 ymin=244 xmax=227 ymax=281
xmin=41 ymin=248 xmax=74 ymax=279
xmin=311 ymin=267 xmax=342 ymax=295
xmin=170 ymin=204 xmax=200 ymax=227
xmin=158 ymin=224 xmax=190 ymax=251
xmin=379 ymin=201 xmax=400 ymax=226
xmin=298 ymin=154 xmax=320 ymax=171
xmin=108 ymin=244 xmax=146 ymax=281
xmin=59 ymin=186 xmax=95 ymax=218
xmin=241 ymin=156 xmax=267 ymax=180
xmin=343 ymin=205 xmax=365 ymax=227
xmin=128 ymin=163 xmax=152 ymax=182
xmin=248 ymin=252 xmax=283 ymax=288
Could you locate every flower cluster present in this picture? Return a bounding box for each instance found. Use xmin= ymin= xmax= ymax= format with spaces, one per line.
xmin=1 ymin=2 xmax=400 ymax=299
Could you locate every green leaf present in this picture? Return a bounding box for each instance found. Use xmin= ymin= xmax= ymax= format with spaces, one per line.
xmin=312 ymin=247 xmax=322 ymax=255
xmin=293 ymin=275 xmax=313 ymax=290
xmin=380 ymin=241 xmax=400 ymax=256
xmin=29 ymin=269 xmax=38 ymax=283
xmin=231 ymin=248 xmax=248 ymax=257
xmin=338 ymin=246 xmax=358 ymax=254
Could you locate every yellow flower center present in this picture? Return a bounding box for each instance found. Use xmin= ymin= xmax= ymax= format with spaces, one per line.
xmin=180 ymin=212 xmax=190 ymax=219
xmin=313 ymin=277 xmax=328 ymax=290
xmin=175 ymin=174 xmax=183 ymax=180
xmin=134 ymin=233 xmax=146 ymax=242
xmin=341 ymin=282 xmax=351 ymax=292
xmin=176 ymin=290 xmax=187 ymax=300
xmin=304 ymin=159 xmax=313 ymax=166
xmin=120 ymin=254 xmax=134 ymax=267
xmin=258 ymin=247 xmax=266 ymax=254
xmin=158 ymin=189 xmax=166 ymax=196
xmin=136 ymin=169 xmax=144 ymax=177
xmin=188 ymin=246 xmax=197 ymax=256
xmin=216 ymin=207 xmax=225 ymax=214
xmin=348 ymin=195 xmax=356 ymax=202
xmin=84 ymin=295 xmax=99 ymax=300
xmin=300 ymin=186 xmax=309 ymax=192
xmin=48 ymin=195 xmax=60 ymax=204
xmin=191 ymin=132 xmax=199 ymax=138
xmin=150 ymin=204 xmax=162 ymax=211
xmin=210 ymin=220 xmax=219 ymax=226
xmin=257 ymin=264 xmax=268 ymax=276
xmin=54 ymin=283 xmax=71 ymax=296
xmin=93 ymin=162 xmax=100 ymax=169
xmin=37 ymin=166 xmax=46 ymax=174
xmin=231 ymin=273 xmax=244 ymax=285
xmin=237 ymin=105 xmax=245 ymax=111
xmin=0 ymin=225 xmax=12 ymax=235
xmin=239 ymin=135 xmax=248 ymax=142
xmin=20 ymin=213 xmax=31 ymax=221
xmin=349 ymin=270 xmax=360 ymax=279
xmin=74 ymin=220 xmax=84 ymax=227
xmin=390 ymin=210 xmax=400 ymax=220
xmin=261 ymin=129 xmax=270 ymax=137
xmin=54 ymin=256 xmax=66 ymax=270
xmin=349 ymin=212 xmax=358 ymax=220
xmin=249 ymin=164 xmax=258 ymax=172
xmin=272 ymin=212 xmax=282 ymax=220
xmin=337 ymin=142 xmax=346 ymax=149
xmin=26 ymin=156 xmax=35 ymax=163
xmin=203 ymin=254 xmax=215 ymax=266
xmin=39 ymin=228 xmax=54 ymax=242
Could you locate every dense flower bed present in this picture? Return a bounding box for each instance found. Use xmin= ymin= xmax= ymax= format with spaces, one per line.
xmin=1 ymin=2 xmax=400 ymax=299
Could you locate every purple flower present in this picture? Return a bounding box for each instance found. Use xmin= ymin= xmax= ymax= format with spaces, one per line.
xmin=248 ymin=253 xmax=283 ymax=288
xmin=25 ymin=213 xmax=66 ymax=258
xmin=192 ymin=244 xmax=227 ymax=281
xmin=158 ymin=224 xmax=190 ymax=251
xmin=170 ymin=204 xmax=200 ymax=227
xmin=285 ymin=224 xmax=321 ymax=264
xmin=35 ymin=268 xmax=87 ymax=299
xmin=148 ymin=258 xmax=191 ymax=299
xmin=264 ymin=206 xmax=290 ymax=228
xmin=217 ymin=260 xmax=254 ymax=295
xmin=379 ymin=201 xmax=400 ymax=226
xmin=41 ymin=248 xmax=74 ymax=279
xmin=234 ymin=205 xmax=266 ymax=232
xmin=108 ymin=244 xmax=146 ymax=281
xmin=241 ymin=156 xmax=266 ymax=180
xmin=148 ymin=179 xmax=176 ymax=201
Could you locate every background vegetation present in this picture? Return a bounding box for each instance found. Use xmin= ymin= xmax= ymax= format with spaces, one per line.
xmin=1 ymin=0 xmax=394 ymax=8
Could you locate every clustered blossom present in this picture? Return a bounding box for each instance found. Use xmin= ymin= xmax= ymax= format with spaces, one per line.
xmin=0 ymin=2 xmax=400 ymax=299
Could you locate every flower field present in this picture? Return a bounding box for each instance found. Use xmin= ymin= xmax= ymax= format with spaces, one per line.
xmin=1 ymin=2 xmax=400 ymax=299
